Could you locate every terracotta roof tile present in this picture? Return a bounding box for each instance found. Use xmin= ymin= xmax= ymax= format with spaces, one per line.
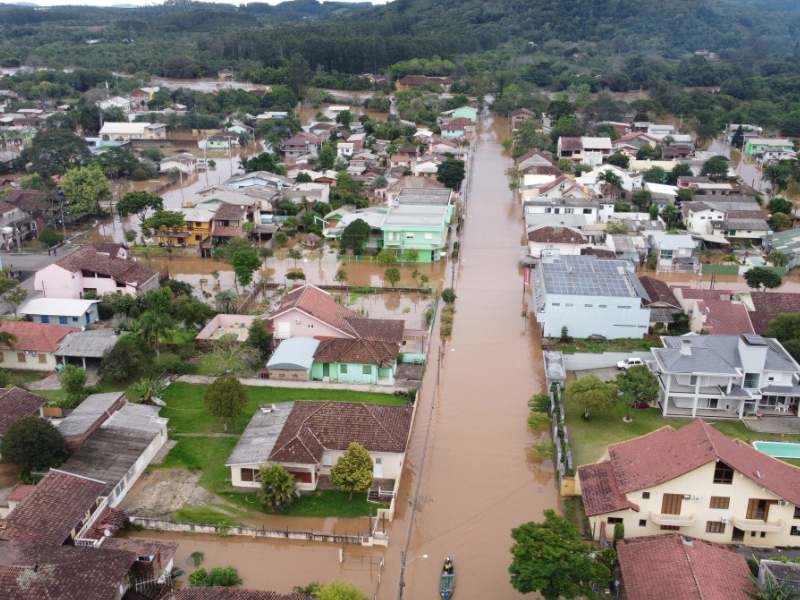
xmin=0 ymin=540 xmax=138 ymax=600
xmin=698 ymin=299 xmax=754 ymax=335
xmin=0 ymin=388 xmax=45 ymax=435
xmin=639 ymin=277 xmax=680 ymax=308
xmin=269 ymin=284 xmax=359 ymax=336
xmin=578 ymin=461 xmax=638 ymax=516
xmin=618 ymin=534 xmax=755 ymax=600
xmin=527 ymin=226 xmax=586 ymax=244
xmin=54 ymin=246 xmax=155 ymax=286
xmin=346 ymin=317 xmax=404 ymax=343
xmin=1 ymin=470 xmax=105 ymax=545
xmin=748 ymin=292 xmax=800 ymax=334
xmin=0 ymin=321 xmax=77 ymax=353
xmin=559 ymin=137 xmax=583 ymax=151
xmin=314 ymin=338 xmax=399 ymax=366
xmin=269 ymin=402 xmax=412 ymax=464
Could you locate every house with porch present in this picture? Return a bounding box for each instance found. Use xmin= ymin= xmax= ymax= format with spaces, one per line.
xmin=577 ymin=419 xmax=800 ymax=547
xmin=311 ymin=338 xmax=399 ymax=385
xmin=510 ymin=108 xmax=536 ymax=130
xmin=0 ymin=321 xmax=77 ymax=371
xmin=19 ymin=298 xmax=99 ymax=328
xmin=650 ymin=334 xmax=800 ymax=419
xmin=226 ymin=401 xmax=413 ymax=496
xmin=55 ymin=329 xmax=119 ymax=370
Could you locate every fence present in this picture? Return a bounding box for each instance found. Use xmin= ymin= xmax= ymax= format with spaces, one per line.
xmin=548 ymin=384 xmax=575 ymax=494
xmin=129 ymin=516 xmax=377 ymax=546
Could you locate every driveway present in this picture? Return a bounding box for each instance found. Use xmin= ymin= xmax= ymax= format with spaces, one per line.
xmin=564 ymin=351 xmax=653 ymax=372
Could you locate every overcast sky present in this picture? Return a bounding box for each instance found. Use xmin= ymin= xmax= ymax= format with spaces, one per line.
xmin=13 ymin=0 xmax=386 ymax=6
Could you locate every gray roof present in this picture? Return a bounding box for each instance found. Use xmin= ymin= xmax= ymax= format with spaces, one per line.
xmin=769 ymin=228 xmax=800 ymax=254
xmin=652 ymin=335 xmax=799 ymax=375
xmin=396 ymin=187 xmax=452 ymax=206
xmin=383 ymin=204 xmax=448 ymax=228
xmin=55 ymin=329 xmax=119 ymax=358
xmin=723 ymin=218 xmax=769 ymax=231
xmin=56 ymin=392 xmax=125 ymax=438
xmin=226 ymin=402 xmax=293 ymax=466
xmin=103 ymin=403 xmax=163 ymax=434
xmin=267 ymin=338 xmax=319 ymax=371
xmin=538 ymin=255 xmax=649 ymax=299
xmin=525 ymin=213 xmax=590 ymax=230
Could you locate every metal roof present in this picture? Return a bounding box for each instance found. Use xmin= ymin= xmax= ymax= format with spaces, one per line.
xmin=538 ymin=255 xmax=649 ymax=299
xmin=19 ymin=298 xmax=97 ymax=318
xmin=383 ymin=204 xmax=448 ymax=228
xmin=56 ymin=391 xmax=125 ymax=438
xmin=226 ymin=402 xmax=294 ymax=465
xmin=396 ymin=187 xmax=452 ymax=206
xmin=55 ymin=329 xmax=119 ymax=358
xmin=267 ymin=338 xmax=319 ymax=371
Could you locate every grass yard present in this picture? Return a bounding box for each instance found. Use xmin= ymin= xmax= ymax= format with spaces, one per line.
xmin=547 ymin=338 xmax=660 ymax=355
xmin=162 ymin=382 xmax=405 ymax=434
xmin=160 ymin=436 xmax=385 ymax=519
xmin=33 ymin=379 xmax=130 ymax=406
xmin=564 ymin=392 xmax=800 ymax=467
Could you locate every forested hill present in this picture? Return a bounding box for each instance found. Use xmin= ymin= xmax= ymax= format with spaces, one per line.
xmin=0 ymin=0 xmax=799 ymax=77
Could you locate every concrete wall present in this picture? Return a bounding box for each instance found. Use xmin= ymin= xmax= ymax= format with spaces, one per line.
xmin=584 ymin=460 xmax=800 ymax=547
xmin=0 ymin=349 xmax=57 ymax=371
xmin=536 ymin=293 xmax=650 ymax=339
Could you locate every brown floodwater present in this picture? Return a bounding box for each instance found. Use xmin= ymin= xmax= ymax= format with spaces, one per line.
xmin=376 ymin=110 xmax=559 ymax=600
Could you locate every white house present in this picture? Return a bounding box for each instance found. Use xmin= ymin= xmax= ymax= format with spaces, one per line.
xmin=99 ymin=122 xmax=167 ymax=141
xmin=226 ymin=401 xmax=413 ymax=506
xmin=19 ymin=297 xmax=100 ymax=328
xmin=651 ymin=334 xmax=800 ymax=419
xmin=577 ymin=419 xmax=800 ymax=547
xmin=576 ymin=165 xmax=641 ymax=196
xmin=531 ymin=254 xmax=651 ymax=339
xmin=556 ymin=136 xmax=612 ymax=166
xmin=520 ymin=174 xmax=590 ymax=203
xmin=681 ymin=198 xmax=769 ymax=243
xmin=647 ymin=231 xmax=698 ymax=273
xmin=159 ymin=153 xmax=197 ymax=175
xmin=524 ymin=198 xmax=614 ymax=227
xmin=527 ymin=225 xmax=592 ymax=258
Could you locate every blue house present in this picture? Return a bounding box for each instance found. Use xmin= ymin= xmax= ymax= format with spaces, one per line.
xmin=19 ymin=298 xmax=100 ymax=328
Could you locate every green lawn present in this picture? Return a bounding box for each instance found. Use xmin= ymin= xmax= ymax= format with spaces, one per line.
xmin=160 ymin=436 xmax=385 ymax=519
xmin=547 ymin=338 xmax=660 ymax=355
xmin=162 ymin=382 xmax=405 ymax=434
xmin=564 ymin=393 xmax=800 ymax=467
xmin=33 ymin=379 xmax=130 ymax=406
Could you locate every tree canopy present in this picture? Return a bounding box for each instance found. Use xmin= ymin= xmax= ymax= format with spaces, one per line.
xmin=60 ymin=164 xmax=110 ymax=218
xmin=745 ymin=267 xmax=783 ymax=289
xmin=565 ymin=375 xmax=617 ymax=419
xmin=1 ymin=416 xmax=68 ymax=473
xmin=330 ymin=442 xmax=374 ymax=498
xmin=204 ymin=375 xmax=247 ymax=431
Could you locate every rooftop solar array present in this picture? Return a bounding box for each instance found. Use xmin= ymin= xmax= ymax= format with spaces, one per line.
xmin=539 ymin=255 xmax=646 ymax=298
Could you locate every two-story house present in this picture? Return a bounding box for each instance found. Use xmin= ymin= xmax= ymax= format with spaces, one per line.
xmin=280 ymin=131 xmax=320 ymax=160
xmin=556 ymin=136 xmax=612 ymax=167
xmin=153 ymin=206 xmax=214 ymax=247
xmin=578 ymin=419 xmax=800 ymax=547
xmin=531 ymin=254 xmax=651 ymax=339
xmin=647 ymin=231 xmax=699 ymax=273
xmin=651 ymin=334 xmax=800 ymax=419
xmin=681 ymin=196 xmax=769 ymax=244
xmin=381 ymin=203 xmax=449 ymax=263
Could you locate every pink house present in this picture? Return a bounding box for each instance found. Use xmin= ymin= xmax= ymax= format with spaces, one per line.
xmin=34 ymin=245 xmax=159 ymax=299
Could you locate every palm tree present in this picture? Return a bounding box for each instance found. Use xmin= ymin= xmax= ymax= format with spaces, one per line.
xmin=135 ymin=310 xmax=175 ymax=356
xmin=597 ymin=169 xmax=624 ymax=200
xmin=748 ymin=574 xmax=799 ymax=600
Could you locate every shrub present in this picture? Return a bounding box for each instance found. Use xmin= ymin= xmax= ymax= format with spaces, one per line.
xmin=153 ymin=352 xmax=195 ymax=375
xmin=441 ymin=288 xmax=456 ymax=304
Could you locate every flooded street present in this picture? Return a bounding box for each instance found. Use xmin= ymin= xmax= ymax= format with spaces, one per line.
xmin=376 ymin=111 xmax=559 ymax=600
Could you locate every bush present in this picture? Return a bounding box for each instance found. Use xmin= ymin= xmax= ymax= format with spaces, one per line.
xmin=58 ymin=364 xmax=87 ymax=408
xmin=613 ymin=522 xmax=625 ymax=541
xmin=153 ymin=352 xmax=195 ymax=375
xmin=441 ymin=288 xmax=457 ymax=304
xmin=529 ymin=393 xmax=550 ymax=413
xmin=38 ymin=228 xmax=64 ymax=248
xmin=1 ymin=416 xmax=68 ymax=473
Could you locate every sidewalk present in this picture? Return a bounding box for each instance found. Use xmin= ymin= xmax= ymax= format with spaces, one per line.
xmin=177 ymin=374 xmax=410 ymax=394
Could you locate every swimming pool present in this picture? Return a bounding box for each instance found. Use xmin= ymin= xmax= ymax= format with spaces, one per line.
xmin=752 ymin=440 xmax=800 ymax=459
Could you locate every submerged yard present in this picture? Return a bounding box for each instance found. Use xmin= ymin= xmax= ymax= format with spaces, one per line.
xmin=154 ymin=383 xmax=399 ymax=521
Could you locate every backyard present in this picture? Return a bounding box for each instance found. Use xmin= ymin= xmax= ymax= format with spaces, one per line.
xmin=546 ymin=337 xmax=660 ymax=355
xmin=563 ymin=391 xmax=800 ymax=467
xmin=154 ymin=382 xmax=400 ymax=521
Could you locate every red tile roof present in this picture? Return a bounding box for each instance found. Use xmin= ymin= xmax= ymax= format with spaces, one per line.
xmin=269 ymin=402 xmax=413 ymax=465
xmin=578 ymin=461 xmax=638 ymax=516
xmin=0 ymin=321 xmax=78 ymax=353
xmin=618 ymin=534 xmax=755 ymax=600
xmin=0 ymin=540 xmax=138 ymax=600
xmin=559 ymin=136 xmax=583 ymax=151
xmin=578 ymin=420 xmax=800 ymax=514
xmin=527 ymin=226 xmax=586 ymax=244
xmin=639 ymin=276 xmax=680 ymax=308
xmin=6 ymin=484 xmax=34 ymax=504
xmin=1 ymin=470 xmax=105 ymax=545
xmin=698 ymin=299 xmax=754 ymax=335
xmin=314 ymin=338 xmax=399 ymax=367
xmin=172 ymin=589 xmax=312 ymax=600
xmin=55 ymin=245 xmax=156 ymax=286
xmin=0 ymin=388 xmax=45 ymax=435
xmin=442 ymin=118 xmax=473 ymax=131
xmin=748 ymin=292 xmax=800 ymax=334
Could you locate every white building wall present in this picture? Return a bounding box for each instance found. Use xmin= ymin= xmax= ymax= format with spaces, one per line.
xmin=536 ymin=293 xmax=650 ymax=339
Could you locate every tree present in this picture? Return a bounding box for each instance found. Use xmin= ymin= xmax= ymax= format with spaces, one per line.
xmin=745 ymin=267 xmax=783 ymax=289
xmin=376 ymin=248 xmax=398 ymax=265
xmin=616 ymin=365 xmax=659 ymax=407
xmin=318 ymin=581 xmax=370 ymax=600
xmin=330 ymin=442 xmax=374 ymax=499
xmin=241 ymin=152 xmax=287 ymax=175
xmin=231 ymin=246 xmax=261 ymax=289
xmin=258 ymin=463 xmax=297 ymax=512
xmin=188 ymin=567 xmax=242 ymax=587
xmin=606 ymin=220 xmax=628 ymax=234
xmin=58 ymin=364 xmax=87 ymax=407
xmin=4 ymin=285 xmax=27 ymax=315
xmin=335 ymin=110 xmax=353 ymax=128
xmin=318 ymin=143 xmax=336 ymax=170
xmin=661 ymin=204 xmax=681 ymax=228
xmin=666 ymin=162 xmax=693 ymax=185
xmin=61 ymin=164 xmax=110 ymax=218
xmin=606 ymin=152 xmax=629 ymax=169
xmin=142 ymin=210 xmax=184 ymax=237
xmin=768 ymin=197 xmax=793 ymax=215
xmin=215 ymin=290 xmax=238 ymax=313
xmin=731 ymin=125 xmax=744 ymax=149
xmin=38 ymin=228 xmax=64 ymax=248
xmin=565 ymin=375 xmax=617 ymax=419
xmin=287 ymin=247 xmax=303 ymax=267
xmin=117 ymin=191 xmax=163 ymax=223
xmin=135 ymin=310 xmax=175 ymax=356
xmin=1 ymin=416 xmax=68 ymax=474
xmin=642 ymin=166 xmax=667 ymax=184
xmin=437 ymin=157 xmax=466 ymax=189
xmin=770 ymin=212 xmax=792 ymax=232
xmin=636 ymin=143 xmax=660 ymax=160
xmin=384 ymin=266 xmax=401 ymax=288
xmin=748 ymin=574 xmax=800 ymax=600
xmin=340 ymin=218 xmax=370 ymax=255
xmin=441 ymin=288 xmax=456 ymax=304
xmin=597 ymin=169 xmax=623 ymax=198
xmin=334 ymin=268 xmax=348 ymax=287
xmin=247 ymin=320 xmax=273 ymax=360
xmin=701 ymin=155 xmax=730 ymax=178
xmin=204 ymin=375 xmax=247 ymax=431
xmin=768 ymin=250 xmax=790 ymax=267
xmin=765 ymin=313 xmax=800 ymax=342
xmin=296 ymin=171 xmax=313 ymax=183
xmin=100 ymin=335 xmax=153 ymax=383
xmin=509 ymin=509 xmax=612 ymax=600
xmin=27 ymin=129 xmax=90 ymax=176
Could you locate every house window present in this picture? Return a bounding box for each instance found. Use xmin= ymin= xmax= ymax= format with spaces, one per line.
xmin=638 ymin=519 xmax=647 ymax=527
xmin=340 ymin=364 xmax=348 ymax=374
xmin=607 ymin=517 xmax=623 ymax=524
xmin=584 ymin=304 xmax=592 ymax=308
xmin=689 ymin=375 xmax=698 ymax=385
xmin=791 ymin=526 xmax=800 ymax=536
xmin=709 ymin=496 xmax=730 ymax=509
xmin=598 ymin=305 xmax=607 ymax=308
xmin=565 ymin=303 xmax=574 ymax=307
xmin=322 ymin=454 xmax=333 ymax=466
xmin=551 ymin=303 xmax=560 ymax=307
xmin=405 ymin=233 xmax=415 ymax=239
xmin=743 ymin=373 xmax=760 ymax=389
xmin=705 ymin=521 xmax=726 ymax=534
xmin=240 ymin=468 xmax=260 ymax=482
xmin=375 ymin=457 xmax=382 ymax=465
xmin=38 ymin=354 xmax=47 ymax=364
xmin=794 ymin=506 xmax=800 ymax=519
xmin=16 ymin=352 xmax=25 ymax=363
xmin=713 ymin=462 xmax=734 ymax=484
xmin=642 ymin=492 xmax=650 ymax=499
xmin=58 ymin=316 xmax=68 ymax=324
xmin=583 ymin=209 xmax=592 ymax=214
xmin=660 ymin=525 xmax=680 ymax=531
xmin=362 ymin=365 xmax=371 ymax=375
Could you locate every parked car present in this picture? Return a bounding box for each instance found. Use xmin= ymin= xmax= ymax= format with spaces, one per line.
xmin=616 ymin=357 xmax=644 ymax=370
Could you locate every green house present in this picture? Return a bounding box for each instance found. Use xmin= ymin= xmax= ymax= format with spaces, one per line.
xmin=310 ymin=338 xmax=399 ymax=385
xmin=448 ymin=106 xmax=478 ymax=123
xmin=381 ymin=204 xmax=450 ymax=263
xmin=743 ymin=138 xmax=795 ymax=159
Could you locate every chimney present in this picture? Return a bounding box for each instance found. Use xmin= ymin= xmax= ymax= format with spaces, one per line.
xmin=680 ymin=338 xmax=692 ymax=356
xmin=682 ymin=536 xmax=694 ymax=547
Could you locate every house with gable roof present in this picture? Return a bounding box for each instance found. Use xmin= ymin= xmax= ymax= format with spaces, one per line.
xmin=577 ymin=419 xmax=800 ymax=547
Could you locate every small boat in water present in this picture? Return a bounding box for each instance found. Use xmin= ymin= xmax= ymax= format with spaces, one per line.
xmin=439 ymin=556 xmax=455 ymax=599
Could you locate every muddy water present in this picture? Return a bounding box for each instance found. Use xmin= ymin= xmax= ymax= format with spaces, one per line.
xmin=376 ymin=111 xmax=559 ymax=600
xmin=128 ymin=531 xmax=383 ymax=592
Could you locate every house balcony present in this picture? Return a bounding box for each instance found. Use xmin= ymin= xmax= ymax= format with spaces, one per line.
xmin=732 ymin=516 xmax=784 ymax=533
xmin=649 ymin=512 xmax=696 ymax=527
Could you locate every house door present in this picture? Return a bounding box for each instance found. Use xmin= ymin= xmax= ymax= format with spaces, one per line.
xmin=322 ymin=363 xmax=330 ymax=378
xmin=373 ymin=457 xmax=383 ymax=479
xmin=746 ymin=498 xmax=777 ymax=521
xmin=732 ymin=527 xmax=745 ymax=542
xmin=661 ymin=493 xmax=683 ymax=515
